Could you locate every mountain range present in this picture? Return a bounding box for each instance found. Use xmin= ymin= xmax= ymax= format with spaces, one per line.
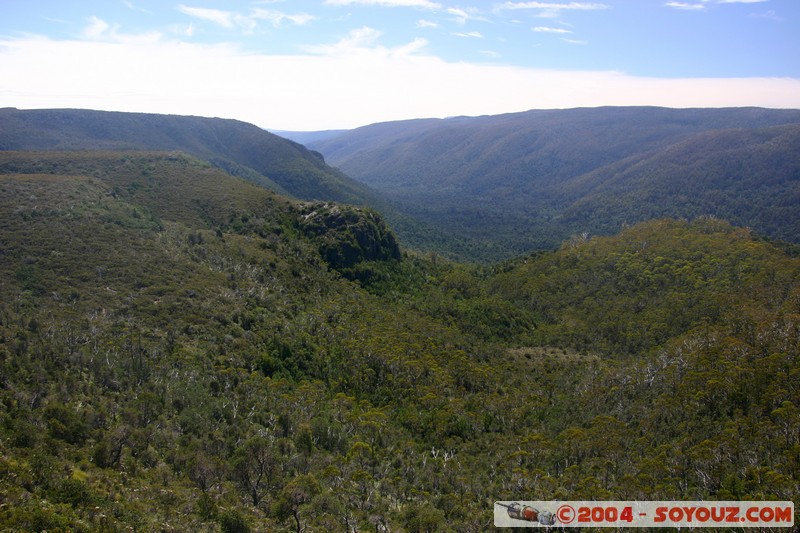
xmin=6 ymin=106 xmax=799 ymax=262
xmin=0 ymin=106 xmax=798 ymax=530
xmin=307 ymin=106 xmax=800 ymax=260
xmin=0 ymin=107 xmax=371 ymax=206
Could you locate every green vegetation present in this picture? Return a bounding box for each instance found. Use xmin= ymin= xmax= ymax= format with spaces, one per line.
xmin=0 ymin=107 xmax=374 ymax=206
xmin=309 ymin=107 xmax=800 ymax=261
xmin=296 ymin=201 xmax=401 ymax=271
xmin=1 ymin=149 xmax=798 ymax=530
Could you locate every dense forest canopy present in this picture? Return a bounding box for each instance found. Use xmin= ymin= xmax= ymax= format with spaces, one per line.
xmin=309 ymin=106 xmax=800 ymax=261
xmin=0 ymin=108 xmax=798 ymax=531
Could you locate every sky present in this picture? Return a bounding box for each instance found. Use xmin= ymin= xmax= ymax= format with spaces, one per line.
xmin=1 ymin=0 xmax=798 ymax=130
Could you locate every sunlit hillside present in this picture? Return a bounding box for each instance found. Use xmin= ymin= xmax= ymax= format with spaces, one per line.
xmin=1 ymin=148 xmax=798 ymax=530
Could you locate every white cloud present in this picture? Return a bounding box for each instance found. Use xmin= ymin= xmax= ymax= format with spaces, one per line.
xmin=533 ymin=26 xmax=572 ymax=33
xmin=169 ymin=23 xmax=195 ymax=37
xmin=123 ymin=1 xmax=152 ymax=14
xmin=82 ymin=16 xmax=163 ymax=44
xmin=177 ymin=5 xmax=314 ymax=32
xmin=666 ymin=0 xmax=768 ymax=9
xmin=395 ymin=38 xmax=429 ymax=55
xmin=499 ymin=2 xmax=609 ymax=10
xmin=452 ymin=31 xmax=484 ymax=38
xmin=749 ymin=9 xmax=781 ymax=20
xmin=665 ymin=2 xmax=706 ymax=9
xmin=447 ymin=7 xmax=470 ymax=24
xmin=251 ymin=8 xmax=315 ymax=27
xmin=446 ymin=7 xmax=488 ymax=24
xmin=83 ymin=16 xmax=111 ymax=39
xmin=304 ymin=30 xmax=429 ymax=59
xmin=416 ymin=19 xmax=439 ymax=28
xmin=2 ymin=35 xmax=799 ymax=131
xmin=177 ymin=5 xmax=236 ymax=28
xmin=303 ymin=26 xmax=384 ymax=54
xmin=323 ymin=0 xmax=442 ymax=7
xmin=498 ymin=2 xmax=609 ymax=18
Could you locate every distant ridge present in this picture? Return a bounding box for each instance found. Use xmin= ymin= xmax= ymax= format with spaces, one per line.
xmin=269 ymin=129 xmax=350 ymax=145
xmin=309 ymin=106 xmax=800 ymax=260
xmin=0 ymin=108 xmax=373 ymax=206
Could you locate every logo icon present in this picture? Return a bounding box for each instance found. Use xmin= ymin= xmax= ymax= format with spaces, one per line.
xmin=557 ymin=504 xmax=576 ymax=524
xmin=496 ymin=502 xmax=556 ymax=526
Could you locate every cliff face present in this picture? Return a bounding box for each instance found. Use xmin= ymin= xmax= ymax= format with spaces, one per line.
xmin=297 ymin=202 xmax=401 ymax=270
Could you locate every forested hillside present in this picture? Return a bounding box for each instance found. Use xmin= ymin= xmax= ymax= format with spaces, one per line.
xmin=309 ymin=107 xmax=800 ymax=261
xmin=0 ymin=108 xmax=372 ymax=206
xmin=560 ymin=124 xmax=800 ymax=242
xmin=1 ymin=150 xmax=798 ymax=530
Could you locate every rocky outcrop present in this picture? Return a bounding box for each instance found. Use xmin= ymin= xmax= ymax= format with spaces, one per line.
xmin=297 ymin=202 xmax=401 ymax=270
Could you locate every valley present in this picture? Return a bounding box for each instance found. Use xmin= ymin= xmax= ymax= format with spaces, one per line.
xmin=0 ymin=108 xmax=798 ymax=531
xmin=307 ymin=107 xmax=800 ymax=261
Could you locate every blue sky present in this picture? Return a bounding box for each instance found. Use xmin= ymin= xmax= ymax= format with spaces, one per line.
xmin=1 ymin=0 xmax=798 ymax=129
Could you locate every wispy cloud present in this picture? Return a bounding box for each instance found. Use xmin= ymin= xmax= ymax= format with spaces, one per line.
xmin=533 ymin=26 xmax=572 ymax=33
xmin=83 ymin=16 xmax=111 ymax=39
xmin=498 ymin=2 xmax=609 ymax=10
xmin=304 ymin=26 xmax=384 ymax=54
xmin=446 ymin=7 xmax=488 ymax=25
xmin=665 ymin=2 xmax=706 ymax=9
xmin=177 ymin=4 xmax=314 ymax=33
xmin=123 ymin=2 xmax=152 ymax=14
xmin=170 ymin=23 xmax=195 ymax=38
xmin=749 ymin=9 xmax=781 ymax=20
xmin=666 ymin=0 xmax=769 ymax=9
xmin=498 ymin=2 xmax=609 ymax=18
xmin=323 ymin=0 xmax=442 ymax=8
xmin=304 ymin=26 xmax=429 ymax=56
xmin=178 ymin=5 xmax=236 ymax=28
xmin=251 ymin=9 xmax=315 ymax=27
xmin=452 ymin=31 xmax=484 ymax=38
xmin=416 ymin=19 xmax=439 ymax=28
xmin=561 ymin=37 xmax=587 ymax=44
xmin=448 ymin=7 xmax=471 ymax=24
xmin=82 ymin=16 xmax=162 ymax=44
